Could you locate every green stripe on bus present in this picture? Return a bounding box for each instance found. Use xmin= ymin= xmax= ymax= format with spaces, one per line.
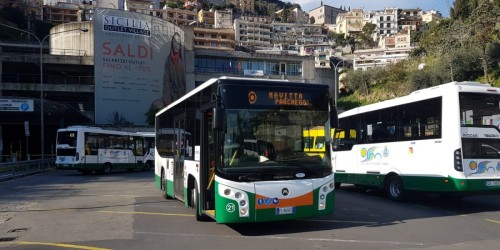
xmin=335 ymin=172 xmax=500 ymax=192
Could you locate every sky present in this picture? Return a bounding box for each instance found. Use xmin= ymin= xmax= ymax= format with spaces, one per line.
xmin=293 ymin=0 xmax=454 ymax=17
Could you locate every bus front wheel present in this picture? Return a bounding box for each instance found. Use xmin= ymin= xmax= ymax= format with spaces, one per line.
xmin=385 ymin=175 xmax=406 ymax=202
xmin=101 ymin=163 xmax=112 ymax=174
xmin=143 ymin=161 xmax=153 ymax=171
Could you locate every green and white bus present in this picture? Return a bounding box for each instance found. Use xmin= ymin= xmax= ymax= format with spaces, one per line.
xmin=56 ymin=126 xmax=154 ymax=174
xmin=155 ymin=77 xmax=336 ymax=223
xmin=331 ymin=81 xmax=500 ymax=201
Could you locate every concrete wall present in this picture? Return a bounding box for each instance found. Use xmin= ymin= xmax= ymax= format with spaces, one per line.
xmin=50 ymin=21 xmax=93 ymax=56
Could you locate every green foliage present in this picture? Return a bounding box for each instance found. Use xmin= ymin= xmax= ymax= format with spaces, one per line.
xmin=309 ymin=16 xmax=315 ymax=24
xmin=339 ymin=0 xmax=500 ymax=110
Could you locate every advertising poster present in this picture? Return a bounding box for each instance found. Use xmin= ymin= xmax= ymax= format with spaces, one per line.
xmin=94 ymin=8 xmax=185 ymax=125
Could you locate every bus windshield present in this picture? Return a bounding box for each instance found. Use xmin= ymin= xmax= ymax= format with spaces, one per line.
xmin=221 ymin=109 xmax=331 ymax=179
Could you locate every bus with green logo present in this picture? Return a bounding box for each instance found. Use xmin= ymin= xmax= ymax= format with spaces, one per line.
xmin=331 ymin=81 xmax=500 ymax=201
xmin=155 ymin=77 xmax=336 ymax=223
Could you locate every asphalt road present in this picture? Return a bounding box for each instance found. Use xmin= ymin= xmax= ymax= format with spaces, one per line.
xmin=0 ymin=170 xmax=500 ymax=250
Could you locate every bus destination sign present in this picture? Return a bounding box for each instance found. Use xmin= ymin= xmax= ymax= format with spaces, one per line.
xmin=248 ymin=91 xmax=311 ymax=106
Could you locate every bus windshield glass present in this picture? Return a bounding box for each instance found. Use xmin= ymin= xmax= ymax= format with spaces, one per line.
xmin=219 ymin=84 xmax=331 ymax=180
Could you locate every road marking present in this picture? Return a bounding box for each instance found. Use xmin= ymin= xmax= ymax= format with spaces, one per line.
xmin=97 ymin=210 xmax=194 ymax=217
xmin=136 ymin=231 xmax=425 ymax=246
xmin=0 ymin=241 xmax=111 ymax=250
xmin=298 ymin=219 xmax=377 ymax=224
xmin=485 ymin=219 xmax=500 ymax=224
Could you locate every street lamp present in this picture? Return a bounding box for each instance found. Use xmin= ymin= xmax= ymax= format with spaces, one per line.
xmin=0 ymin=23 xmax=88 ymax=166
xmin=330 ymin=57 xmax=344 ymax=107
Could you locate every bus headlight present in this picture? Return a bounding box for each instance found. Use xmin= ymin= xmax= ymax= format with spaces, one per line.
xmin=240 ymin=200 xmax=246 ymax=206
xmin=224 ymin=189 xmax=231 ymax=196
xmin=235 ymin=192 xmax=242 ymax=199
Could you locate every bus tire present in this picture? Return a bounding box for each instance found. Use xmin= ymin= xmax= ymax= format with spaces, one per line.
xmin=191 ymin=182 xmax=209 ymax=221
xmin=101 ymin=163 xmax=112 ymax=174
xmin=143 ymin=161 xmax=153 ymax=171
xmin=161 ymin=170 xmax=171 ymax=199
xmin=385 ymin=175 xmax=406 ymax=201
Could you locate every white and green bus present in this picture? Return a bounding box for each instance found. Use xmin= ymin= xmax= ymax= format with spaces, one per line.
xmin=331 ymin=81 xmax=500 ymax=201
xmin=56 ymin=126 xmax=154 ymax=174
xmin=155 ymin=77 xmax=336 ymax=223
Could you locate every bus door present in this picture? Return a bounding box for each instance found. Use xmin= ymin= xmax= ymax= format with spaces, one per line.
xmin=84 ymin=133 xmax=99 ymax=165
xmin=201 ymin=109 xmax=216 ymax=211
xmin=173 ymin=120 xmax=185 ymax=200
xmin=132 ymin=136 xmax=144 ymax=165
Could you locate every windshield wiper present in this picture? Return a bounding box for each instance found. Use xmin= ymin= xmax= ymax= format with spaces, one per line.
xmin=238 ymin=171 xmax=261 ymax=181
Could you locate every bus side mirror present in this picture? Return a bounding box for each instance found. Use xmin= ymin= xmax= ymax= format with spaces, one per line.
xmin=212 ymin=106 xmax=225 ymax=131
xmin=330 ymin=105 xmax=339 ymax=128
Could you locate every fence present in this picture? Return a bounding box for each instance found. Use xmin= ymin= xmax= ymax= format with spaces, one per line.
xmin=0 ymin=159 xmax=55 ymax=182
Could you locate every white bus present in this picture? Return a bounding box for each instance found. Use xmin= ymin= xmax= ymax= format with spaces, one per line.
xmin=155 ymin=77 xmax=336 ymax=223
xmin=56 ymin=126 xmax=154 ymax=174
xmin=331 ymin=81 xmax=500 ymax=201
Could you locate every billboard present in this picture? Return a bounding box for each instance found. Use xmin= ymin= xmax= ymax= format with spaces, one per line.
xmin=94 ymin=9 xmax=185 ymax=125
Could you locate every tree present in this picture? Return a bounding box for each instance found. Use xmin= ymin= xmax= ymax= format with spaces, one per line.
xmin=108 ymin=112 xmax=134 ymax=127
xmin=467 ymin=0 xmax=500 ymax=82
xmin=309 ymin=16 xmax=315 ymax=24
xmin=450 ymin=0 xmax=476 ymax=21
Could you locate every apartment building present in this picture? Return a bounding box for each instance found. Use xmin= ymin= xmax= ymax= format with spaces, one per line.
xmin=271 ymin=23 xmax=327 ymax=46
xmin=366 ymin=7 xmax=398 ymax=36
xmin=193 ymin=27 xmax=235 ymax=51
xmin=234 ymin=18 xmax=272 ymax=49
xmin=398 ymin=8 xmax=423 ymax=32
xmin=308 ymin=2 xmax=346 ymax=25
xmin=336 ymin=8 xmax=364 ymax=38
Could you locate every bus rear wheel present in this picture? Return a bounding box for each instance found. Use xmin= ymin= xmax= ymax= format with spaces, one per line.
xmin=161 ymin=170 xmax=171 ymax=199
xmin=386 ymin=175 xmax=406 ymax=201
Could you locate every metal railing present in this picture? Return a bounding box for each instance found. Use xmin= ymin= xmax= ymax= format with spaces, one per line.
xmin=0 ymin=158 xmax=55 ymax=182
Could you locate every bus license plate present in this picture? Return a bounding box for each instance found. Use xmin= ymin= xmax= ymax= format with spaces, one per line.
xmin=276 ymin=206 xmax=296 ymax=215
xmin=486 ymin=180 xmax=500 ymax=187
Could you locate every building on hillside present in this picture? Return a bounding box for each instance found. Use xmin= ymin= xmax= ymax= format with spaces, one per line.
xmin=43 ymin=2 xmax=81 ymax=24
xmin=234 ymin=18 xmax=272 ymax=49
xmin=214 ymin=9 xmax=233 ymax=28
xmin=397 ymin=8 xmax=423 ymax=32
xmin=307 ymin=2 xmax=346 ymax=25
xmin=197 ymin=9 xmax=215 ymax=27
xmin=300 ymin=43 xmax=332 ymax=68
xmin=353 ymin=46 xmax=412 ymax=71
xmin=422 ymin=10 xmax=443 ymax=23
xmin=288 ymin=7 xmax=309 ymax=24
xmin=335 ymin=8 xmax=364 ymax=38
xmin=378 ymin=29 xmax=411 ymax=49
xmin=365 ymin=7 xmax=398 ymax=37
xmin=271 ymin=23 xmax=327 ymax=46
xmin=193 ymin=27 xmax=235 ymax=51
xmin=227 ymin=0 xmax=254 ymax=13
